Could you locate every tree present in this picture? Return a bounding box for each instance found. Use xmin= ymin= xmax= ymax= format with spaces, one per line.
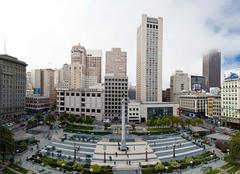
xmin=130 ymin=122 xmax=136 ymax=131
xmin=45 ymin=114 xmax=56 ymax=124
xmin=0 ymin=126 xmax=15 ymax=163
xmin=72 ymin=162 xmax=83 ymax=171
xmin=171 ymin=116 xmax=180 ymax=127
xmin=34 ymin=113 xmax=44 ymax=122
xmin=155 ymin=162 xmax=165 ymax=173
xmin=162 ymin=117 xmax=171 ymax=127
xmin=185 ymin=118 xmax=192 ymax=128
xmin=58 ymin=113 xmax=68 ymax=123
xmin=27 ymin=119 xmax=36 ymax=129
xmin=169 ymin=160 xmax=180 ymax=169
xmin=194 ymin=118 xmax=203 ymax=126
xmin=156 ymin=118 xmax=162 ymax=127
xmin=91 ymin=164 xmax=101 ymax=173
xmin=229 ymin=131 xmax=240 ymax=163
xmin=68 ymin=114 xmax=76 ymax=123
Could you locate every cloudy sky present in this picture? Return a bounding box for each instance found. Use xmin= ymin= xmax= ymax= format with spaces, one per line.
xmin=0 ymin=0 xmax=240 ymax=88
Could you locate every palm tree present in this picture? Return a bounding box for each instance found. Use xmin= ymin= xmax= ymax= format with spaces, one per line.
xmin=229 ymin=131 xmax=240 ymax=163
xmin=194 ymin=118 xmax=203 ymax=126
xmin=185 ymin=118 xmax=192 ymax=128
xmin=0 ymin=126 xmax=15 ymax=163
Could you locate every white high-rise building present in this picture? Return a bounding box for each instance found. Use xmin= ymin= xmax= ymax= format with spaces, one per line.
xmin=70 ymin=44 xmax=87 ymax=89
xmin=86 ymin=49 xmax=102 ymax=87
xmin=136 ymin=14 xmax=163 ymax=102
xmin=170 ymin=70 xmax=189 ymax=103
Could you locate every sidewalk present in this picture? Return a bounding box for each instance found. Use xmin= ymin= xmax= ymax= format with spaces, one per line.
xmin=183 ymin=160 xmax=226 ymax=174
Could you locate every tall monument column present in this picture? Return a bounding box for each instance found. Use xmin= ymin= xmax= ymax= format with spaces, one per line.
xmin=120 ymin=97 xmax=127 ymax=150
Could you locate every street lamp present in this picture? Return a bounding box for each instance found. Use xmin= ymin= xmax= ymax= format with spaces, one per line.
xmin=145 ymin=145 xmax=148 ymax=162
xmin=103 ymin=145 xmax=107 ymax=163
xmin=73 ymin=143 xmax=80 ymax=162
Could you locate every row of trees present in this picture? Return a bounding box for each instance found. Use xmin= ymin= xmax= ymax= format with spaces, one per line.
xmin=229 ymin=131 xmax=240 ymax=164
xmin=27 ymin=112 xmax=95 ymax=129
xmin=146 ymin=116 xmax=203 ymax=128
xmin=0 ymin=126 xmax=15 ymax=163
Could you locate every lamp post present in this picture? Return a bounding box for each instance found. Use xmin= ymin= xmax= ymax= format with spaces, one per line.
xmin=73 ymin=143 xmax=80 ymax=162
xmin=145 ymin=145 xmax=148 ymax=162
xmin=103 ymin=145 xmax=106 ymax=163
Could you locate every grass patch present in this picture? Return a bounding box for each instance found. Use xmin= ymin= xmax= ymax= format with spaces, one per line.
xmin=65 ymin=124 xmax=94 ymax=131
xmin=147 ymin=127 xmax=175 ymax=134
xmin=9 ymin=164 xmax=28 ymax=174
xmin=2 ymin=168 xmax=17 ymax=174
xmin=227 ymin=165 xmax=240 ymax=174
xmin=206 ymin=169 xmax=221 ymax=174
xmin=221 ymin=163 xmax=234 ymax=170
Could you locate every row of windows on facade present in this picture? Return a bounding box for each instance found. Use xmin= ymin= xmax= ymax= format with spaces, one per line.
xmin=60 ymin=107 xmax=101 ymax=113
xmin=147 ymin=23 xmax=158 ymax=29
xmin=223 ymin=97 xmax=238 ymax=100
xmin=60 ymin=92 xmax=102 ymax=97
xmin=105 ymin=79 xmax=128 ymax=82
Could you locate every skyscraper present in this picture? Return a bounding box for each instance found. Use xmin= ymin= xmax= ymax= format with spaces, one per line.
xmin=105 ymin=48 xmax=127 ymax=78
xmin=136 ymin=14 xmax=163 ymax=102
xmin=170 ymin=70 xmax=189 ymax=103
xmin=104 ymin=48 xmax=128 ymax=120
xmin=86 ymin=49 xmax=102 ymax=87
xmin=203 ymin=50 xmax=221 ymax=92
xmin=33 ymin=69 xmax=55 ymax=107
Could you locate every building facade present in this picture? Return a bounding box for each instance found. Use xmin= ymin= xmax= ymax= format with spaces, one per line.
xmin=179 ymin=93 xmax=208 ymax=118
xmin=162 ymin=88 xmax=170 ymax=102
xmin=0 ymin=54 xmax=27 ymax=122
xmin=33 ymin=69 xmax=56 ymax=107
xmin=206 ymin=95 xmax=221 ymax=118
xmin=127 ymin=101 xmax=179 ymax=123
xmin=136 ymin=14 xmax=163 ymax=102
xmin=170 ymin=70 xmax=189 ymax=103
xmin=104 ymin=76 xmax=128 ymax=120
xmin=221 ymin=69 xmax=240 ymax=128
xmin=86 ymin=49 xmax=102 ymax=87
xmin=57 ymin=88 xmax=104 ymax=121
xmin=25 ymin=96 xmax=50 ymax=112
xmin=105 ymin=48 xmax=127 ymax=78
xmin=203 ymin=50 xmax=221 ymax=91
xmin=190 ymin=75 xmax=206 ymax=91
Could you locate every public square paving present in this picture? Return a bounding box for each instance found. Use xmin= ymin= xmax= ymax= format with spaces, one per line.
xmin=40 ymin=133 xmax=205 ymax=166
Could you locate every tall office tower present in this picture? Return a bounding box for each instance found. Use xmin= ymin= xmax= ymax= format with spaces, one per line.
xmin=170 ymin=70 xmax=189 ymax=103
xmin=70 ymin=44 xmax=87 ymax=89
xmin=104 ymin=48 xmax=128 ymax=120
xmin=104 ymin=75 xmax=128 ymax=120
xmin=86 ymin=49 xmax=102 ymax=87
xmin=203 ymin=50 xmax=221 ymax=91
xmin=136 ymin=14 xmax=163 ymax=102
xmin=221 ymin=69 xmax=240 ymax=129
xmin=0 ymin=54 xmax=27 ymax=122
xmin=33 ymin=69 xmax=56 ymax=107
xmin=105 ymin=48 xmax=127 ymax=77
xmin=26 ymin=71 xmax=33 ymax=90
xmin=58 ymin=63 xmax=71 ymax=89
xmin=54 ymin=68 xmax=60 ymax=87
xmin=162 ymin=88 xmax=170 ymax=102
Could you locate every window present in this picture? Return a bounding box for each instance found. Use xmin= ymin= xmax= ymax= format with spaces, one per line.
xmin=97 ymin=93 xmax=101 ymax=97
xmin=76 ymin=108 xmax=79 ymax=112
xmin=71 ymin=93 xmax=74 ymax=96
xmin=92 ymin=93 xmax=96 ymax=97
xmin=97 ymin=109 xmax=101 ymax=113
xmin=76 ymin=93 xmax=80 ymax=96
xmin=87 ymin=93 xmax=90 ymax=97
xmin=66 ymin=93 xmax=69 ymax=96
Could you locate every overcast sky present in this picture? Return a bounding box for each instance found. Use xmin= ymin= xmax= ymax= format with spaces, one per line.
xmin=0 ymin=0 xmax=240 ymax=88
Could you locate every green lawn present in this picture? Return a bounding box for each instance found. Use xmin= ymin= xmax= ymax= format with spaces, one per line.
xmin=2 ymin=168 xmax=17 ymax=174
xmin=206 ymin=169 xmax=221 ymax=174
xmin=147 ymin=127 xmax=175 ymax=134
xmin=9 ymin=164 xmax=28 ymax=174
xmin=227 ymin=165 xmax=240 ymax=174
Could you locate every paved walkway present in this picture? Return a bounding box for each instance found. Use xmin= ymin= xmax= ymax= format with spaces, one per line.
xmin=183 ymin=160 xmax=226 ymax=174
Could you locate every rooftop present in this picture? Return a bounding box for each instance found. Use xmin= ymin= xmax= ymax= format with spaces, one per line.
xmin=0 ymin=54 xmax=27 ymax=66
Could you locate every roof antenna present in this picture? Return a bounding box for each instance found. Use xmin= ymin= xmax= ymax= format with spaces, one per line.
xmin=4 ymin=37 xmax=6 ymax=54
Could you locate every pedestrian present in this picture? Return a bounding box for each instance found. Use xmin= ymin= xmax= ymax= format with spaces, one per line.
xmin=115 ymin=152 xmax=118 ymax=157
